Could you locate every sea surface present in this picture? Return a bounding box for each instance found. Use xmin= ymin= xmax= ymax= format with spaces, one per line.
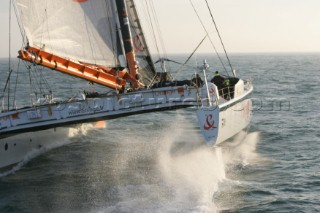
xmin=0 ymin=53 xmax=319 ymax=212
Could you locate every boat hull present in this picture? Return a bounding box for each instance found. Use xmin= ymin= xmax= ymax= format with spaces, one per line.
xmin=216 ymin=98 xmax=252 ymax=144
xmin=0 ymin=86 xmax=199 ymax=171
xmin=0 ymin=84 xmax=252 ymax=171
xmin=0 ymin=126 xmax=82 ymax=171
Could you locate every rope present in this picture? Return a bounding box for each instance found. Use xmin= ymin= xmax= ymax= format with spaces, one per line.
xmin=144 ymin=0 xmax=161 ymax=59
xmin=148 ymin=0 xmax=173 ymax=72
xmin=140 ymin=2 xmax=157 ymax=58
xmin=150 ymin=0 xmax=167 ymax=57
xmin=154 ymin=58 xmax=193 ymax=68
xmin=182 ymin=35 xmax=207 ymax=66
xmin=7 ymin=0 xmax=12 ymax=110
xmin=189 ymin=0 xmax=229 ymax=75
xmin=174 ymin=35 xmax=207 ymax=78
xmin=205 ymin=0 xmax=234 ymax=76
xmin=13 ymin=60 xmax=21 ymax=109
xmin=27 ymin=66 xmax=34 ymax=104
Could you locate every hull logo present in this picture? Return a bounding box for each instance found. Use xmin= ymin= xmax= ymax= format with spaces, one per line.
xmin=203 ymin=114 xmax=217 ymax=130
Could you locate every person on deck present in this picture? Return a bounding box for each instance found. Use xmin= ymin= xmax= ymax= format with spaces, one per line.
xmin=191 ymin=74 xmax=203 ymax=87
xmin=211 ymin=71 xmax=232 ymax=99
xmin=211 ymin=71 xmax=224 ymax=89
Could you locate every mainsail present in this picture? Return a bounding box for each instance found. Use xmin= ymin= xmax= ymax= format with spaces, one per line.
xmin=126 ymin=0 xmax=156 ymax=86
xmin=15 ymin=0 xmax=155 ymax=89
xmin=16 ymin=0 xmax=120 ymax=67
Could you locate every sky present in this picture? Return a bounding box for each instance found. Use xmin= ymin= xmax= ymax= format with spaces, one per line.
xmin=0 ymin=0 xmax=319 ymax=58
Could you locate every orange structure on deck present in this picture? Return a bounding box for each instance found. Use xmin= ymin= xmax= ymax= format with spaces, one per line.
xmin=18 ymin=47 xmax=139 ymax=90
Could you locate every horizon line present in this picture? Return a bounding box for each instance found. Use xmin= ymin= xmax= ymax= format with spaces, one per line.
xmin=0 ymin=51 xmax=320 ymax=59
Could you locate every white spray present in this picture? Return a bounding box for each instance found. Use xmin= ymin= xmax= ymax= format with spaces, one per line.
xmin=155 ymin=114 xmax=261 ymax=212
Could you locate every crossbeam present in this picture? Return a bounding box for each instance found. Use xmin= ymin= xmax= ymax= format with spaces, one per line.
xmin=18 ymin=47 xmax=137 ymax=90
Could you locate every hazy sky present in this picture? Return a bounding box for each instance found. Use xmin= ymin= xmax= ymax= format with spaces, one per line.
xmin=0 ymin=0 xmax=319 ymax=58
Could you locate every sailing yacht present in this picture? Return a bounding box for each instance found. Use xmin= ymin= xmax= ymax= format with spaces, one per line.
xmin=0 ymin=0 xmax=252 ymax=171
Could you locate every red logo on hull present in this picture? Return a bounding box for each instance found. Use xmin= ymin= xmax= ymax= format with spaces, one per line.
xmin=203 ymin=114 xmax=217 ymax=130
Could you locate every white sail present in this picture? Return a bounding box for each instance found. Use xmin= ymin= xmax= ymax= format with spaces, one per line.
xmin=126 ymin=0 xmax=156 ymax=85
xmin=16 ymin=0 xmax=120 ymax=67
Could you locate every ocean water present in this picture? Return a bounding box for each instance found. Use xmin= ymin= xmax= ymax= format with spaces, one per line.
xmin=0 ymin=53 xmax=320 ymax=212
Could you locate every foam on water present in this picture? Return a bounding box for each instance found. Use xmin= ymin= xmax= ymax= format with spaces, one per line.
xmin=102 ymin=113 xmax=261 ymax=213
xmin=157 ymin=120 xmax=261 ymax=212
xmin=157 ymin=124 xmax=224 ymax=212
xmin=220 ymin=131 xmax=262 ymax=166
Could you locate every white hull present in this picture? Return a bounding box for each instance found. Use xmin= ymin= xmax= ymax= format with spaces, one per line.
xmin=0 ymin=86 xmax=198 ymax=171
xmin=0 ymin=126 xmax=83 ymax=171
xmin=216 ymin=98 xmax=252 ymax=144
xmin=0 ymin=82 xmax=252 ymax=171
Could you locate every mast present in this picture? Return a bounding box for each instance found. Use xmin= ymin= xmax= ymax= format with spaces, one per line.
xmin=115 ymin=0 xmax=140 ymax=89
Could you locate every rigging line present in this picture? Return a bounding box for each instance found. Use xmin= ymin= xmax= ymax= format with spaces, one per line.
xmin=189 ymin=0 xmax=228 ymax=75
xmin=41 ymin=68 xmax=53 ymax=92
xmin=33 ymin=67 xmax=49 ymax=93
xmin=37 ymin=65 xmax=52 ymax=92
xmin=144 ymin=0 xmax=161 ymax=59
xmin=19 ymin=61 xmax=35 ymax=97
xmin=140 ymin=1 xmax=158 ymax=58
xmin=149 ymin=0 xmax=173 ymax=72
xmin=150 ymin=0 xmax=167 ymax=57
xmin=205 ymin=0 xmax=234 ymax=75
xmin=28 ymin=68 xmax=38 ymax=94
xmin=7 ymin=0 xmax=12 ymax=110
xmin=174 ymin=35 xmax=207 ymax=78
xmin=27 ymin=67 xmax=34 ymax=104
xmin=183 ymin=36 xmax=207 ymax=67
xmin=28 ymin=66 xmax=44 ymax=99
xmin=20 ymin=60 xmax=40 ymax=96
xmin=13 ymin=59 xmax=21 ymax=109
xmin=35 ymin=66 xmax=51 ymax=94
xmin=2 ymin=70 xmax=13 ymax=111
xmin=154 ymin=58 xmax=194 ymax=68
xmin=12 ymin=0 xmax=26 ymax=45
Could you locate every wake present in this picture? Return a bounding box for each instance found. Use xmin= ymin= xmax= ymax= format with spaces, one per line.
xmin=105 ymin=113 xmax=261 ymax=213
xmin=157 ymin=118 xmax=261 ymax=212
